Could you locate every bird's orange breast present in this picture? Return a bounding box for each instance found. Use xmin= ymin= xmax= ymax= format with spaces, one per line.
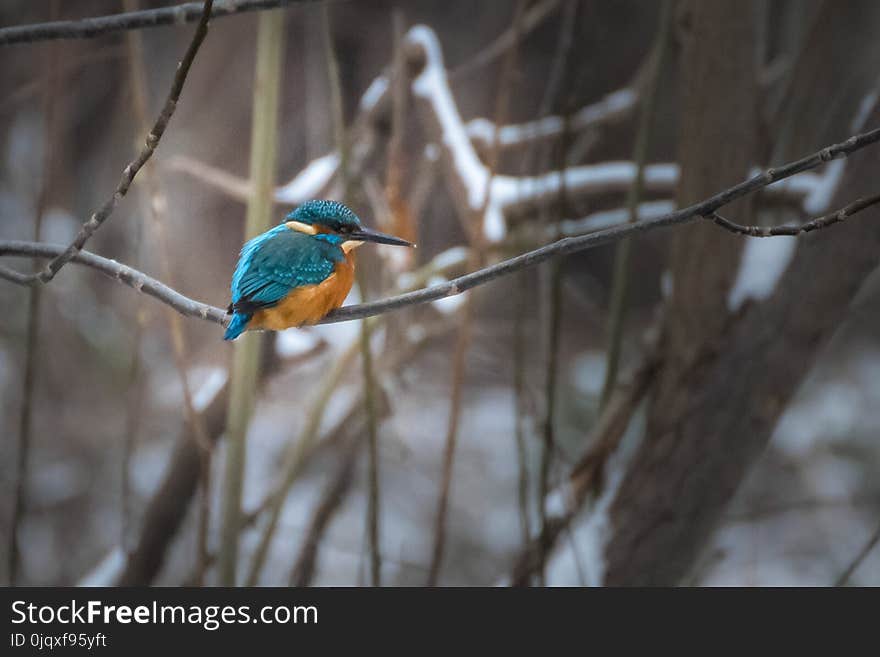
xmin=249 ymin=251 xmax=356 ymax=330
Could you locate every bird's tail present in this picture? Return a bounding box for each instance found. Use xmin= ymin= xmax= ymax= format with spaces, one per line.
xmin=224 ymin=312 xmax=252 ymax=341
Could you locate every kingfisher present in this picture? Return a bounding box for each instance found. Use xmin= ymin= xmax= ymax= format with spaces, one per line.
xmin=224 ymin=199 xmax=414 ymax=340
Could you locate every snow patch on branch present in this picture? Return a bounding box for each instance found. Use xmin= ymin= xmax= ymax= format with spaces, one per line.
xmin=558 ymin=200 xmax=676 ymax=235
xmin=429 ymin=245 xmax=469 ymax=271
xmin=727 ymin=236 xmax=797 ymax=311
xmin=546 ymin=402 xmax=647 ymax=586
xmin=359 ymin=76 xmax=389 ymax=112
xmin=428 ymin=275 xmax=467 ymax=314
xmin=395 ymin=246 xmax=469 ymax=291
xmin=853 ymin=87 xmax=879 ymax=132
xmin=498 ymin=162 xmax=679 ymax=206
xmin=407 ymin=26 xmax=499 ymax=238
xmin=803 ymin=160 xmax=844 ymax=214
xmin=465 ymin=87 xmax=637 ymax=148
xmin=483 ymin=203 xmax=506 ymax=242
xmin=77 ymin=548 xmax=126 ymax=587
xmin=192 ymin=366 xmax=228 ymax=413
xmin=573 ymin=88 xmax=637 ymax=130
xmin=276 ymin=329 xmax=322 ymax=359
xmin=408 ymin=27 xmax=488 ymax=210
xmin=275 ymin=153 xmax=339 ymax=205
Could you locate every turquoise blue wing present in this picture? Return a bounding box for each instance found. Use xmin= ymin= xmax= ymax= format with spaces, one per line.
xmin=229 ymin=225 xmax=343 ymax=314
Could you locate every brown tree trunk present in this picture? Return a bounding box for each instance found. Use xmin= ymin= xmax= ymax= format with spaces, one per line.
xmin=604 ymin=0 xmax=758 ymax=585
xmin=602 ymin=0 xmax=880 ymax=585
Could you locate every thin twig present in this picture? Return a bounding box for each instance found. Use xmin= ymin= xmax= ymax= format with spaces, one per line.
xmin=7 ymin=0 xmax=213 ymax=287
xmin=426 ymin=297 xmax=473 ymax=586
xmin=726 ymin=495 xmax=880 ymax=524
xmin=124 ymin=0 xmax=214 ymax=584
xmin=288 ymin=437 xmax=361 ymax=587
xmin=0 ymin=0 xmax=311 ymax=46
xmin=511 ymin=271 xmax=533 ymax=551
xmin=707 ymin=193 xmax=880 ymax=236
xmin=449 ymin=0 xmax=561 ymax=81
xmin=322 ymin=2 xmax=383 ymax=587
xmin=244 ymin=310 xmax=445 ymax=584
xmin=245 ymin=338 xmax=361 ymax=586
xmin=120 ymin=290 xmax=145 ymax=557
xmin=115 ymin=336 xmax=308 ymax=585
xmin=120 ymin=0 xmax=149 ymax=557
xmin=509 ymin=0 xmax=579 ymax=558
xmin=537 ymin=255 xmax=563 ymax=585
xmin=10 ymin=281 xmax=39 ymax=583
xmin=246 ymin=318 xmax=449 ymax=586
xmin=536 ymin=177 xmax=568 ymax=584
xmin=835 ymin=521 xmax=880 ymax=586
xmin=217 ymin=7 xmax=284 ymax=586
xmin=382 ymin=9 xmax=415 ymax=270
xmin=8 ymin=6 xmax=61 ymax=582
xmin=565 ymin=526 xmax=588 ymax=586
xmin=426 ymin=0 xmax=528 ymax=587
xmin=599 ymin=0 xmax=672 ymax=409
xmin=511 ymin=355 xmax=659 ymax=585
xmin=534 ymin=0 xmax=579 ymax=586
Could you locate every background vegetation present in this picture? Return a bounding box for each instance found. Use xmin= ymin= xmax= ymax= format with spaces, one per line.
xmin=1 ymin=0 xmax=879 ymax=586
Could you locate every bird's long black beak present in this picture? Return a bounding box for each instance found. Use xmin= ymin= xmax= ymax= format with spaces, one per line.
xmin=349 ymin=227 xmax=415 ymax=247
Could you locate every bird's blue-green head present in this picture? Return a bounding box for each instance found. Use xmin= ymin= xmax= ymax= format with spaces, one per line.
xmin=284 ymin=199 xmax=414 ymax=247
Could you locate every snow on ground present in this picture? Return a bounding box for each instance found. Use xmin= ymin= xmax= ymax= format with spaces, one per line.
xmin=701 ymin=343 xmax=880 ymax=585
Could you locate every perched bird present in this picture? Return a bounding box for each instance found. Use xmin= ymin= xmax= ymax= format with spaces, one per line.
xmin=224 ymin=200 xmax=413 ymax=340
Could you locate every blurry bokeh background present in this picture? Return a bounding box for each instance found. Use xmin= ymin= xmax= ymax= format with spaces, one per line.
xmin=1 ymin=0 xmax=879 ymax=586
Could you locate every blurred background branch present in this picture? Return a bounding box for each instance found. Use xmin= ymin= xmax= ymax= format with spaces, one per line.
xmin=217 ymin=6 xmax=284 ymax=586
xmin=0 ymin=0 xmax=311 ymax=46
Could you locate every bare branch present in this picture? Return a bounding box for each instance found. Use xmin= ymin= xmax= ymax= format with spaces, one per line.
xmin=8 ymin=0 xmax=214 ymax=286
xmin=707 ymin=193 xmax=880 ymax=236
xmin=466 ymin=87 xmax=637 ymax=155
xmin=321 ymin=1 xmax=384 ymax=587
xmin=599 ymin=0 xmax=673 ymax=409
xmin=448 ymin=0 xmax=561 ymax=81
xmin=288 ymin=438 xmax=360 ymax=587
xmin=0 ymin=0 xmax=312 ymax=46
xmin=8 ymin=13 xmax=62 ymax=583
xmin=531 ymin=0 xmax=580 ymax=586
xmin=511 ymin=355 xmax=659 ymax=585
xmin=0 ymin=241 xmax=228 ymax=324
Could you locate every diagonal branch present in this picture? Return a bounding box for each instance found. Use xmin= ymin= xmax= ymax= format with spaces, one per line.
xmin=7 ymin=0 xmax=214 ymax=287
xmin=835 ymin=521 xmax=880 ymax=586
xmin=0 ymin=0 xmax=310 ymax=46
xmin=448 ymin=0 xmax=561 ymax=81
